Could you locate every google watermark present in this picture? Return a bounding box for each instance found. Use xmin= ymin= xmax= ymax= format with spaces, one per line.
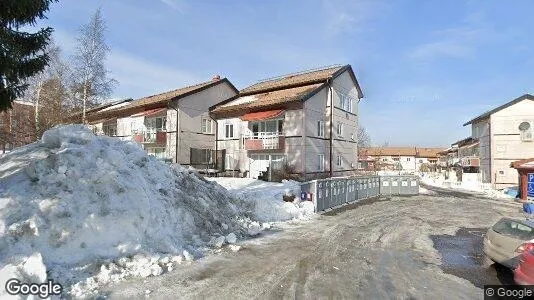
xmin=484 ymin=285 xmax=534 ymax=299
xmin=5 ymin=278 xmax=62 ymax=298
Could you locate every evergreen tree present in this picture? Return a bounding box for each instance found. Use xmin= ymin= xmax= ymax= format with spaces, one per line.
xmin=0 ymin=0 xmax=57 ymax=112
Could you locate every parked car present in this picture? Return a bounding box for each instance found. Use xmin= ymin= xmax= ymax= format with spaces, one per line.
xmin=514 ymin=243 xmax=534 ymax=285
xmin=483 ymin=218 xmax=534 ymax=268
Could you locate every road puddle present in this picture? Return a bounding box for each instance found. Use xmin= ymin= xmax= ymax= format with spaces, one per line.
xmin=430 ymin=227 xmax=514 ymax=287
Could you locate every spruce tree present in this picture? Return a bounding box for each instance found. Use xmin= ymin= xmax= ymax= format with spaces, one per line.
xmin=0 ymin=0 xmax=57 ymax=111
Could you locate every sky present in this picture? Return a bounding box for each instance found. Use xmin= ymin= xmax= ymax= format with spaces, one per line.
xmin=35 ymin=0 xmax=534 ymax=147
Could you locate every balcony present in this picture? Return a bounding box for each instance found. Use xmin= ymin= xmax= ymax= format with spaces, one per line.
xmin=244 ymin=132 xmax=285 ymax=150
xmin=132 ymin=131 xmax=167 ymax=145
xmin=460 ymin=156 xmax=480 ymax=167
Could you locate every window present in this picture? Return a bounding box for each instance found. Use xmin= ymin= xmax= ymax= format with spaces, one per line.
xmin=392 ymin=157 xmax=400 ymax=161
xmin=339 ymin=94 xmax=346 ymax=109
xmin=318 ymin=154 xmax=325 ymax=171
xmin=419 ymin=159 xmax=423 ymax=163
xmin=336 ymin=155 xmax=342 ymax=167
xmin=336 ymin=123 xmax=343 ymax=137
xmin=225 ymin=124 xmax=234 ymax=138
xmin=338 ymin=93 xmax=353 ymax=113
xmin=201 ymin=117 xmax=213 ymax=134
xmin=251 ymin=119 xmax=283 ymax=137
xmin=317 ymin=121 xmax=325 ymax=137
xmin=103 ymin=125 xmax=117 ymax=136
xmin=406 ymin=157 xmax=411 ymax=161
xmin=145 ymin=117 xmax=166 ymax=133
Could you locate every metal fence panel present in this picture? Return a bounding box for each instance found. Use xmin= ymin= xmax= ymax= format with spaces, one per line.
xmin=408 ymin=177 xmax=419 ymax=195
xmin=301 ymin=175 xmax=419 ymax=213
xmin=347 ymin=179 xmax=357 ymax=203
xmin=384 ymin=176 xmax=391 ymax=194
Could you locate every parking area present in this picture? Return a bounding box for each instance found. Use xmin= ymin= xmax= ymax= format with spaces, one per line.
xmin=103 ymin=185 xmax=522 ymax=299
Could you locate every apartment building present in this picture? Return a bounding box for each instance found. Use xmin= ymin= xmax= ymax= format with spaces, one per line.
xmin=85 ymin=76 xmax=238 ymax=166
xmin=463 ymin=94 xmax=534 ymax=188
xmin=210 ymin=65 xmax=364 ymax=179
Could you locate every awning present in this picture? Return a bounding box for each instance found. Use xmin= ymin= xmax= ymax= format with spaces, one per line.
xmin=240 ymin=109 xmax=284 ymax=121
xmin=131 ymin=108 xmax=166 ymax=117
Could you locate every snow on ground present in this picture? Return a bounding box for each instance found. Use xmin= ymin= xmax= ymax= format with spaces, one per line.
xmin=420 ymin=173 xmax=515 ymax=199
xmin=0 ymin=125 xmax=258 ymax=298
xmin=207 ymin=177 xmax=315 ymax=223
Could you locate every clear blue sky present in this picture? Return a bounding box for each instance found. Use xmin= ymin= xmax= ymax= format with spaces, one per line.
xmin=37 ymin=0 xmax=534 ymax=147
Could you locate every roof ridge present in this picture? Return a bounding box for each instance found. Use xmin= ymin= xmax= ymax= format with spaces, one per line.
xmin=138 ymin=79 xmax=218 ymax=101
xmin=254 ymin=64 xmax=344 ymax=85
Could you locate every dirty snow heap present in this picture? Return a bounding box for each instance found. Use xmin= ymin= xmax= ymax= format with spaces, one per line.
xmin=0 ymin=125 xmax=250 ymax=297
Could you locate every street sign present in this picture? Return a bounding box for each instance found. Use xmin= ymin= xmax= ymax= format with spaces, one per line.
xmin=528 ymin=173 xmax=534 ymax=198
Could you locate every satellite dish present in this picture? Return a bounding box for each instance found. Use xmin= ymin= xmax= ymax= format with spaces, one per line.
xmin=519 ymin=121 xmax=531 ymax=131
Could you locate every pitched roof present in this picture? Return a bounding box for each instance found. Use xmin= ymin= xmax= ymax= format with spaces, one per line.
xmin=416 ymin=147 xmax=446 ymax=158
xmin=88 ymin=78 xmax=237 ymax=122
xmin=211 ymin=83 xmax=322 ymax=117
xmin=359 ymin=147 xmax=444 ymax=158
xmin=463 ymin=94 xmax=534 ymax=126
xmin=241 ymin=65 xmax=340 ymax=94
xmin=211 ymin=64 xmax=363 ymax=118
xmin=67 ymin=98 xmax=133 ymax=121
xmin=360 ymin=147 xmax=417 ymax=157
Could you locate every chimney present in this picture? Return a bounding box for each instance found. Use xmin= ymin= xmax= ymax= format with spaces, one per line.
xmin=212 ymin=74 xmax=221 ymax=81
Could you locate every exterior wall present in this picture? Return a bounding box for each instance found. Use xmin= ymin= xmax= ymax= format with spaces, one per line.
xmin=303 ymin=87 xmax=327 ymax=175
xmin=166 ymin=109 xmax=177 ymax=161
xmin=490 ymin=99 xmax=534 ymax=188
xmin=214 ymin=69 xmax=361 ymax=179
xmin=472 ymin=119 xmax=491 ymax=183
xmin=173 ymin=81 xmax=237 ymax=164
xmin=328 ymin=70 xmax=359 ymax=176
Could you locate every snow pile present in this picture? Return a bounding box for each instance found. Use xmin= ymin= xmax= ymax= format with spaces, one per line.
xmin=420 ymin=173 xmax=514 ymax=199
xmin=208 ymin=178 xmax=315 ymax=223
xmin=0 ymin=125 xmax=251 ymax=297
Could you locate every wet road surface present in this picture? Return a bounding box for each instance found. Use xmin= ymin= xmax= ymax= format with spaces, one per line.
xmin=103 ymin=184 xmax=522 ymax=299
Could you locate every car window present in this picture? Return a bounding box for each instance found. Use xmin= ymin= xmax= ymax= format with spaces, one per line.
xmin=492 ymin=219 xmax=534 ymax=240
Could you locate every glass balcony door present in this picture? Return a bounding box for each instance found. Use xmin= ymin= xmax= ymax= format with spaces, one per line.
xmin=250 ymin=119 xmax=283 ymax=138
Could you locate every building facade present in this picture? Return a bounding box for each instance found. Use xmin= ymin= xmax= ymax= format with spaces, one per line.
xmin=463 ymin=94 xmax=534 ymax=188
xmin=210 ymin=65 xmax=364 ymax=180
xmin=359 ymin=147 xmax=443 ymax=172
xmin=85 ymin=77 xmax=238 ymax=167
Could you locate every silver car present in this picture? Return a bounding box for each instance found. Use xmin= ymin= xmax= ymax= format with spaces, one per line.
xmin=483 ymin=218 xmax=534 ymax=268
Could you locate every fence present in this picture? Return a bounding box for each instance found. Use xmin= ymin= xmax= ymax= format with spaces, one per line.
xmin=190 ymin=148 xmax=225 ymax=171
xmin=300 ymin=175 xmax=419 ymax=212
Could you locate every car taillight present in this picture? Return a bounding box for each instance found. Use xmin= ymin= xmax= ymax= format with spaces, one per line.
xmin=516 ymin=242 xmax=534 ymax=253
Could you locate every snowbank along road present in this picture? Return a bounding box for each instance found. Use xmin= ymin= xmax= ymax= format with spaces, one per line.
xmin=104 ymin=185 xmax=522 ymax=299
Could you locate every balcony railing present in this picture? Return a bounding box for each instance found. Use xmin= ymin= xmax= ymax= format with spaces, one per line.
xmin=132 ymin=131 xmax=167 ymax=145
xmin=243 ymin=132 xmax=285 ymax=150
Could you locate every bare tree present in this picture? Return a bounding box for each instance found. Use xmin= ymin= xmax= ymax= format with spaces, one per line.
xmin=71 ymin=8 xmax=116 ymax=123
xmin=357 ymin=125 xmax=371 ymax=148
xmin=24 ymin=41 xmax=71 ymax=137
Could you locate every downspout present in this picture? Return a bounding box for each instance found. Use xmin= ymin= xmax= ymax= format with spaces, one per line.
xmin=328 ymin=78 xmax=334 ymax=178
xmin=302 ymin=100 xmax=306 ymax=179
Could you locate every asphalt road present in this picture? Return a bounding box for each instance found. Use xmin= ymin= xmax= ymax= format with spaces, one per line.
xmin=102 ymin=185 xmax=522 ymax=299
